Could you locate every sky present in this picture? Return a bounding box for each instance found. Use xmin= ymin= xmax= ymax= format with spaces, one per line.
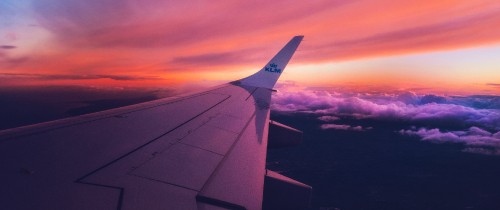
xmin=1 ymin=2 xmax=500 ymax=208
xmin=1 ymin=0 xmax=500 ymax=94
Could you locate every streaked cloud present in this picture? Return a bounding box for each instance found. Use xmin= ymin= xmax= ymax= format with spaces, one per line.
xmin=0 ymin=73 xmax=160 ymax=81
xmin=169 ymin=48 xmax=261 ymax=68
xmin=1 ymin=0 xmax=500 ymax=91
xmin=315 ymin=6 xmax=500 ymax=60
xmin=0 ymin=45 xmax=16 ymax=49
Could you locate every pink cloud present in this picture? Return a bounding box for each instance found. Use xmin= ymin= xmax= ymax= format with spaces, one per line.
xmin=31 ymin=0 xmax=344 ymax=49
xmin=310 ymin=6 xmax=500 ymax=60
xmin=487 ymin=83 xmax=500 ymax=88
xmin=5 ymin=0 xmax=499 ymax=78
xmin=400 ymin=127 xmax=500 ymax=155
xmin=321 ymin=124 xmax=351 ymax=130
xmin=272 ymin=86 xmax=500 ymax=154
xmin=1 ymin=0 xmax=499 ymax=90
xmin=271 ymin=89 xmax=500 ymax=130
xmin=318 ymin=115 xmax=340 ymax=122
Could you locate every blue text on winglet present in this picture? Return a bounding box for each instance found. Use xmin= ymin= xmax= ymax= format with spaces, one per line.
xmin=264 ymin=63 xmax=282 ymax=73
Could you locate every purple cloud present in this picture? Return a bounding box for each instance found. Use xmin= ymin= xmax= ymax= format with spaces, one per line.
xmin=400 ymin=127 xmax=500 ymax=155
xmin=169 ymin=48 xmax=260 ymax=67
xmin=31 ymin=0 xmax=344 ymax=49
xmin=272 ymin=89 xmax=500 ymax=130
xmin=321 ymin=124 xmax=371 ymax=131
xmin=271 ymin=87 xmax=500 ymax=154
xmin=0 ymin=73 xmax=159 ymax=81
xmin=311 ymin=7 xmax=500 ymax=60
xmin=318 ymin=115 xmax=340 ymax=122
xmin=321 ymin=124 xmax=351 ymax=130
xmin=0 ymin=45 xmax=16 ymax=49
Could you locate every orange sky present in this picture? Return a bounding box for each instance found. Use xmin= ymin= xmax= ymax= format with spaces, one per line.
xmin=1 ymin=0 xmax=500 ymax=94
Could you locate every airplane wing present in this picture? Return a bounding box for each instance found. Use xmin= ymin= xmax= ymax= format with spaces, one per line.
xmin=0 ymin=36 xmax=310 ymax=210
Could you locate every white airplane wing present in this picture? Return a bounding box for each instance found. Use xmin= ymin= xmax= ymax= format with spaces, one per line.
xmin=0 ymin=36 xmax=310 ymax=210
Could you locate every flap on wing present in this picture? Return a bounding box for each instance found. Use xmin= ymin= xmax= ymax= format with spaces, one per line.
xmin=262 ymin=170 xmax=312 ymax=210
xmin=267 ymin=120 xmax=303 ymax=149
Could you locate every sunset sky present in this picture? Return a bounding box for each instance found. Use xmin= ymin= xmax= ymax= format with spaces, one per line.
xmin=2 ymin=3 xmax=500 ymax=207
xmin=1 ymin=0 xmax=500 ymax=94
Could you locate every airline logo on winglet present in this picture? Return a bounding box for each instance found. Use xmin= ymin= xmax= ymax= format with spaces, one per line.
xmin=264 ymin=63 xmax=282 ymax=73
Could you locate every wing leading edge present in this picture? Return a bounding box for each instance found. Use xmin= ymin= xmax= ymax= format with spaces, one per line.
xmin=0 ymin=36 xmax=308 ymax=210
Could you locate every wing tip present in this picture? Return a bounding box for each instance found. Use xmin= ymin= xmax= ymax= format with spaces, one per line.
xmin=237 ymin=36 xmax=303 ymax=89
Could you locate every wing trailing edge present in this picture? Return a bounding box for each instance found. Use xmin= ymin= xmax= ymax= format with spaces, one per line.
xmin=238 ymin=36 xmax=303 ymax=89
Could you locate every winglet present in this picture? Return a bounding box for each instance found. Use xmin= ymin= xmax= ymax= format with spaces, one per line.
xmin=238 ymin=36 xmax=303 ymax=89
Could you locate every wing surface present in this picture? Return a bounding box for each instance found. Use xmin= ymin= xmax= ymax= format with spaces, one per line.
xmin=0 ymin=36 xmax=303 ymax=210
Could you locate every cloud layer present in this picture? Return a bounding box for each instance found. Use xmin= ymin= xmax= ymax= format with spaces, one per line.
xmin=271 ymin=87 xmax=500 ymax=154
xmin=400 ymin=127 xmax=500 ymax=155
xmin=272 ymin=89 xmax=500 ymax=130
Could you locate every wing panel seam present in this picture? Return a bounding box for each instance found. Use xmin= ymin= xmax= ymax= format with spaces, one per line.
xmin=0 ymin=90 xmax=229 ymax=142
xmin=245 ymin=87 xmax=258 ymax=101
xmin=198 ymin=110 xmax=258 ymax=194
xmin=74 ymin=94 xmax=231 ymax=210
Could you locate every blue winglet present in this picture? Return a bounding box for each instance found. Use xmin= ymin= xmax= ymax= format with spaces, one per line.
xmin=238 ymin=36 xmax=303 ymax=89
